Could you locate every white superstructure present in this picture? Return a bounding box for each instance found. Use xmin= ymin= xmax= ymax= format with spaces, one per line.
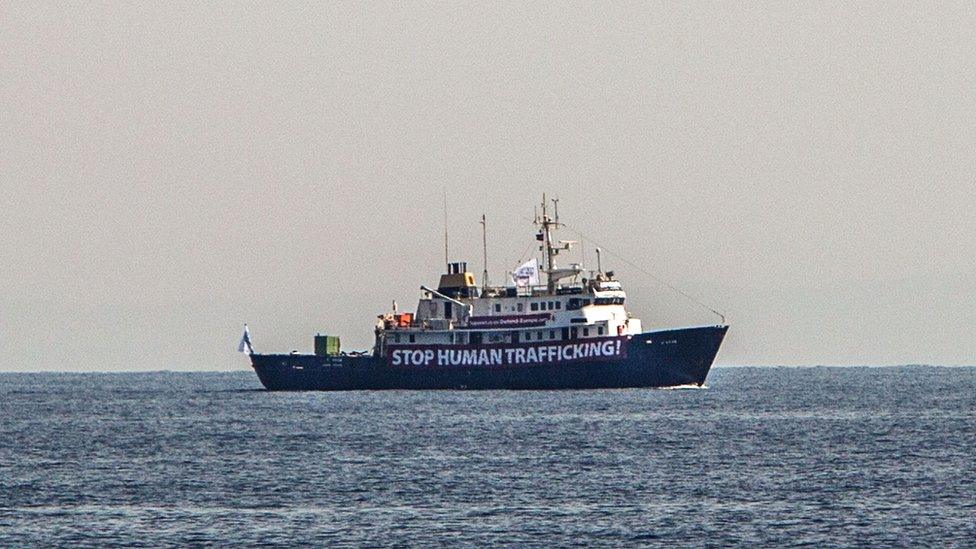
xmin=374 ymin=197 xmax=642 ymax=352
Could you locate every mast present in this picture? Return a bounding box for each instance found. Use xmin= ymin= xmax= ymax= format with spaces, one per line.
xmin=480 ymin=214 xmax=488 ymax=291
xmin=537 ymin=194 xmax=560 ymax=295
xmin=443 ymin=192 xmax=449 ymax=273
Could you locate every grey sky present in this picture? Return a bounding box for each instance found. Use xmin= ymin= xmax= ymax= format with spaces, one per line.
xmin=1 ymin=2 xmax=974 ymax=371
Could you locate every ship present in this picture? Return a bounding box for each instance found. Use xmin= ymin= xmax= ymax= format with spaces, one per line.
xmin=244 ymin=197 xmax=728 ymax=390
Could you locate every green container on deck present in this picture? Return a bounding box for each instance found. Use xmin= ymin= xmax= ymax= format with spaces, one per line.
xmin=314 ymin=334 xmax=341 ymax=356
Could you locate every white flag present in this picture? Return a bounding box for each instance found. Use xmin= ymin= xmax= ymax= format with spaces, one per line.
xmin=514 ymin=258 xmax=540 ymax=287
xmin=237 ymin=324 xmax=253 ymax=354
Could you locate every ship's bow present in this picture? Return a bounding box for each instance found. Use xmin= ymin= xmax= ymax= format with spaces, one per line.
xmin=629 ymin=325 xmax=728 ymax=387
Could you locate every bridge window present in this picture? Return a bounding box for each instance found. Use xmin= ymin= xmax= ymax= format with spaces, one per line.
xmin=567 ymin=298 xmax=592 ymax=310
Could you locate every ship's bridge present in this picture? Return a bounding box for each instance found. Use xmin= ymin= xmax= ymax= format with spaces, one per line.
xmin=376 ymin=264 xmax=642 ymax=351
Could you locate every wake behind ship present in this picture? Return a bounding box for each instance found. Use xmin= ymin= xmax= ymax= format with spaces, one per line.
xmin=243 ymin=197 xmax=728 ymax=391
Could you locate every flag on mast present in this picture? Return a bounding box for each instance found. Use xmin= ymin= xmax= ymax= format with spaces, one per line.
xmin=237 ymin=324 xmax=253 ymax=354
xmin=514 ymin=258 xmax=540 ymax=288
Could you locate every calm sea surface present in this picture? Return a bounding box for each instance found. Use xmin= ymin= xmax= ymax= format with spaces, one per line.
xmin=1 ymin=367 xmax=973 ymax=547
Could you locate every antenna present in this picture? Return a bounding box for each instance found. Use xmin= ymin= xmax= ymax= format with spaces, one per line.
xmin=480 ymin=214 xmax=489 ymax=291
xmin=595 ymin=247 xmax=602 ymax=274
xmin=443 ymin=191 xmax=449 ymax=273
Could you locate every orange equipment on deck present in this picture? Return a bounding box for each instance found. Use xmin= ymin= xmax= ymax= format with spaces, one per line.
xmin=396 ymin=313 xmax=413 ymax=327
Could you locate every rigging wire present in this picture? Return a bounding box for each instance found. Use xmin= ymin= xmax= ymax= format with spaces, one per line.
xmin=514 ymin=240 xmax=536 ymax=270
xmin=562 ymin=222 xmax=727 ymax=325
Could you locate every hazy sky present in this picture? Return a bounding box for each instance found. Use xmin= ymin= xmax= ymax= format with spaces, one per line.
xmin=2 ymin=2 xmax=974 ymax=371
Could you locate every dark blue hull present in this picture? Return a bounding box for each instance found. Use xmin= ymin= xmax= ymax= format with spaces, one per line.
xmin=250 ymin=326 xmax=727 ymax=391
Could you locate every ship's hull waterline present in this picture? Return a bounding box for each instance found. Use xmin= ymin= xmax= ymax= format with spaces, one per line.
xmin=250 ymin=325 xmax=727 ymax=391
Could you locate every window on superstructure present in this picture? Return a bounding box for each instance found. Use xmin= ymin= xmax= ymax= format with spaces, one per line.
xmin=494 ymin=304 xmax=501 ymax=313
xmin=517 ymin=303 xmax=524 ymax=312
xmin=394 ymin=334 xmax=400 ymax=343
xmin=549 ymin=330 xmax=555 ymax=339
xmin=525 ymin=332 xmax=531 ymax=341
xmin=537 ymin=331 xmax=543 ymax=339
xmin=555 ymin=301 xmax=561 ymax=310
xmin=409 ymin=334 xmax=416 ymax=343
xmin=531 ymin=303 xmax=538 ymax=311
xmin=583 ymin=328 xmax=590 ymax=337
xmin=598 ymin=327 xmax=604 ymax=335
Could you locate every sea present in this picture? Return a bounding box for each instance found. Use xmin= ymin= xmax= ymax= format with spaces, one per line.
xmin=1 ymin=366 xmax=973 ymax=547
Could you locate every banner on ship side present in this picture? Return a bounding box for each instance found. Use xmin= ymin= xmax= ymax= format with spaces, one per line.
xmin=387 ymin=336 xmax=629 ymax=368
xmin=465 ymin=314 xmax=552 ymax=329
